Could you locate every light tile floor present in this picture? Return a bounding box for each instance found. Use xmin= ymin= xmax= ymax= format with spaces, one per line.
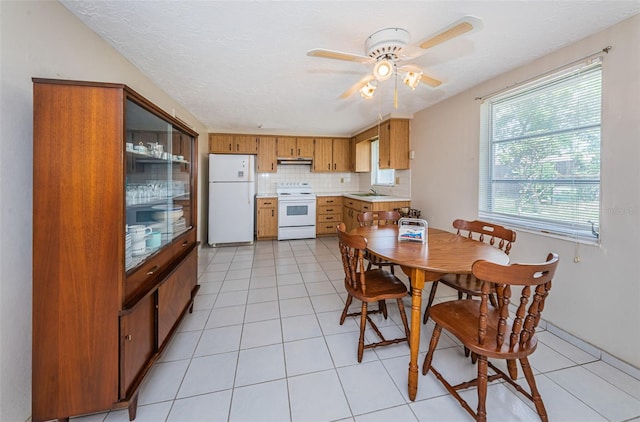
xmin=74 ymin=238 xmax=640 ymax=422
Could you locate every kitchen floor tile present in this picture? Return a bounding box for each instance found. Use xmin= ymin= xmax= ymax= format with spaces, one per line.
xmin=281 ymin=313 xmax=323 ymax=342
xmin=284 ymin=337 xmax=334 ymax=376
xmin=167 ymin=390 xmax=232 ymax=422
xmin=229 ymin=379 xmax=290 ymax=421
xmin=177 ymin=352 xmax=237 ymax=398
xmin=234 ymin=343 xmax=286 ymax=387
xmin=545 ymin=365 xmax=640 ymax=421
xmin=337 ymin=360 xmax=406 ymax=415
xmin=194 ymin=324 xmax=242 ymax=356
xmin=288 ymin=370 xmax=352 ymax=422
xmin=240 ymin=319 xmax=282 ymax=349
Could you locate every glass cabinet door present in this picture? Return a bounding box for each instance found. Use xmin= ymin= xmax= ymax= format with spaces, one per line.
xmin=124 ymin=99 xmax=193 ymax=271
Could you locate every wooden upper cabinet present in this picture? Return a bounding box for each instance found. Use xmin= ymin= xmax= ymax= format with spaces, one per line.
xmin=276 ymin=136 xmax=297 ymax=157
xmin=209 ymin=133 xmax=234 ymax=153
xmin=256 ymin=136 xmax=277 ymax=172
xmin=209 ymin=133 xmax=256 ymax=154
xmin=296 ymin=137 xmax=315 ymax=158
xmin=352 ymin=138 xmax=371 ymax=173
xmin=276 ymin=136 xmax=314 ymax=158
xmin=332 ymin=138 xmax=351 ymax=172
xmin=234 ymin=135 xmax=257 ymax=154
xmin=378 ymin=119 xmax=410 ymax=169
xmin=313 ymin=137 xmax=333 ymax=172
xmin=314 ymin=137 xmax=350 ymax=173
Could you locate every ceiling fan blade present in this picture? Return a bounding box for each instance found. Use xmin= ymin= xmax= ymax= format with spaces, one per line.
xmin=339 ymin=75 xmax=374 ymax=99
xmin=418 ymin=15 xmax=483 ymax=50
xmin=420 ymin=74 xmax=442 ymax=87
xmin=307 ymin=49 xmax=372 ymax=64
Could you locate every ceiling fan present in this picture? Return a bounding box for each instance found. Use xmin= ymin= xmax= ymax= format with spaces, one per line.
xmin=307 ymin=16 xmax=482 ymax=105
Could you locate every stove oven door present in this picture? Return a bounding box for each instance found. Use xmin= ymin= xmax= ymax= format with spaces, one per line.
xmin=278 ymin=198 xmax=316 ymax=227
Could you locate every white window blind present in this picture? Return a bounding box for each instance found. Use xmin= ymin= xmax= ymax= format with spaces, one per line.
xmin=479 ymin=61 xmax=602 ymax=242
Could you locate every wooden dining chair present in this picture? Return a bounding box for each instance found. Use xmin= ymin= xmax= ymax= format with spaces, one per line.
xmin=336 ymin=223 xmax=410 ymax=362
xmin=422 ymin=219 xmax=516 ymax=325
xmin=422 ymin=253 xmax=559 ymax=422
xmin=357 ymin=211 xmax=401 ymax=274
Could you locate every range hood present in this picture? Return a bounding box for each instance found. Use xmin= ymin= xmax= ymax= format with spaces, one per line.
xmin=277 ymin=157 xmax=313 ymax=165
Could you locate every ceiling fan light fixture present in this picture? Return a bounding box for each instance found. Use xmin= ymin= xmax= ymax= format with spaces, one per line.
xmin=403 ymin=71 xmax=422 ymax=90
xmin=359 ymin=81 xmax=377 ymax=99
xmin=373 ymin=59 xmax=393 ymax=81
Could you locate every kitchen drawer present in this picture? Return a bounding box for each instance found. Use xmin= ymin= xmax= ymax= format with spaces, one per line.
xmin=317 ymin=204 xmax=341 ymax=215
xmin=257 ymin=198 xmax=277 ymax=208
xmin=317 ymin=212 xmax=342 ymax=224
xmin=125 ymin=229 xmax=196 ymax=304
xmin=317 ymin=196 xmax=342 ymax=206
xmin=317 ymin=222 xmax=340 ymax=235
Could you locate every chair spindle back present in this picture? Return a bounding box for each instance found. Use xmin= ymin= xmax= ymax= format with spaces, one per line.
xmin=453 ymin=219 xmax=516 ymax=255
xmin=337 ymin=223 xmax=368 ymax=294
xmin=358 ymin=211 xmax=401 ymax=227
xmin=472 ymin=253 xmax=559 ymax=350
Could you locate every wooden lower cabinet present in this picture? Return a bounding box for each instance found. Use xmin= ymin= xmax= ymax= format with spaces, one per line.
xmin=120 ymin=295 xmax=156 ymax=401
xmin=257 ymin=197 xmax=278 ymax=239
xmin=158 ymin=249 xmax=198 ymax=346
xmin=343 ymin=198 xmax=411 ymax=232
xmin=317 ymin=196 xmax=343 ymax=235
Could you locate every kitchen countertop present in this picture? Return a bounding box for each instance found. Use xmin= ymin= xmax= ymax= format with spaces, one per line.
xmin=256 ymin=192 xmax=411 ymax=202
xmin=342 ymin=193 xmax=411 ymax=202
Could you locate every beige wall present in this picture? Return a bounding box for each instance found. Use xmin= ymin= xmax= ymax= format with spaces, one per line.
xmin=0 ymin=2 xmax=208 ymax=421
xmin=410 ymin=14 xmax=640 ymax=369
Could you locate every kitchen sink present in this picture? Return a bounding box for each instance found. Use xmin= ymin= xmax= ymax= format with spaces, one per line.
xmin=352 ymin=193 xmax=388 ymax=197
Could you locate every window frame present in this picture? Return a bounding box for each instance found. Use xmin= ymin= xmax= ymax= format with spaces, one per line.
xmin=478 ymin=60 xmax=602 ymax=244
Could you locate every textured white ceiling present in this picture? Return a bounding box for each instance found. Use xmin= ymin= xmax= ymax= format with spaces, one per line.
xmin=60 ymin=1 xmax=639 ymax=136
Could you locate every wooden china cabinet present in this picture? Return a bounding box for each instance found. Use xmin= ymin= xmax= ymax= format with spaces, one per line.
xmin=32 ymin=79 xmax=200 ymax=422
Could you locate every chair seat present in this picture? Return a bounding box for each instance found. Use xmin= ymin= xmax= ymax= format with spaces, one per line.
xmin=430 ymin=300 xmax=538 ymax=360
xmin=345 ymin=269 xmax=408 ymax=302
xmin=439 ymin=273 xmax=493 ymax=296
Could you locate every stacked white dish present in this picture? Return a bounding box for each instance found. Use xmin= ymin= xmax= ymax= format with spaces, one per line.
xmin=151 ymin=204 xmax=183 ymax=222
xmin=125 ymin=232 xmax=133 ymax=269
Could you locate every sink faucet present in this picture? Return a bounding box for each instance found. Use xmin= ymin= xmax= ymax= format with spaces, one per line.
xmin=370 ymin=188 xmax=378 ymax=195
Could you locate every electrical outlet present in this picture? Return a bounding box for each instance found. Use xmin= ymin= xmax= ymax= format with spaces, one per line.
xmin=395 ymin=177 xmax=400 ymax=184
xmin=340 ymin=177 xmax=344 ymax=183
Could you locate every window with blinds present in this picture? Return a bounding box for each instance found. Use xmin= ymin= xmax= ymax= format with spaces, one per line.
xmin=479 ymin=60 xmax=602 ymax=243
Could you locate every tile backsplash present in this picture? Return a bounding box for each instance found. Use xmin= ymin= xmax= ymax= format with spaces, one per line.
xmin=256 ymin=164 xmax=411 ymax=197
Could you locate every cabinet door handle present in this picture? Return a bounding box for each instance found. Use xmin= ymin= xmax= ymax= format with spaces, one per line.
xmin=182 ymin=241 xmax=189 ymax=247
xmin=146 ymin=265 xmax=159 ymax=275
xmin=125 ymin=334 xmax=132 ymax=341
xmin=328 ymin=163 xmax=330 ymax=170
xmin=326 ymin=208 xmax=333 ymax=212
xmin=326 ymin=216 xmax=334 ymax=220
xmin=290 ymin=148 xmax=294 ymax=155
xmin=271 ymin=210 xmax=274 ymax=217
xmin=334 ymin=163 xmax=336 ymax=170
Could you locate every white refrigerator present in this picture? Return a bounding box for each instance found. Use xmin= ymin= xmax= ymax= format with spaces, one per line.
xmin=208 ymin=154 xmax=255 ymax=246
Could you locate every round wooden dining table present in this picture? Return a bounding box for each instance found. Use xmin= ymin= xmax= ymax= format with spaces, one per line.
xmin=351 ymin=224 xmax=509 ymax=401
